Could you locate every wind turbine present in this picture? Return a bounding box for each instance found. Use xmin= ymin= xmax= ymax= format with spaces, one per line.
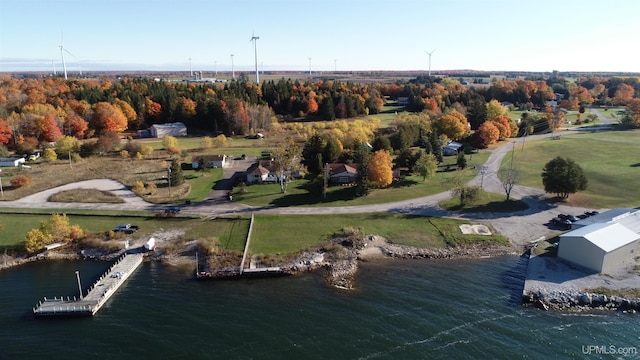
xmin=59 ymin=32 xmax=75 ymax=80
xmin=51 ymin=58 xmax=57 ymax=76
xmin=425 ymin=49 xmax=436 ymax=76
xmin=250 ymin=32 xmax=260 ymax=83
xmin=308 ymin=57 xmax=312 ymax=76
xmin=230 ymin=54 xmax=235 ymax=79
xmin=189 ymin=58 xmax=193 ymax=76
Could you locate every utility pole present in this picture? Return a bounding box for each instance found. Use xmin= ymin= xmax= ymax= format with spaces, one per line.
xmin=75 ymin=271 xmax=83 ymax=300
xmin=323 ymin=163 xmax=328 ymax=198
xmin=167 ymin=165 xmax=172 ymax=198
xmin=230 ymin=54 xmax=235 ymax=79
xmin=479 ymin=165 xmax=486 ymax=190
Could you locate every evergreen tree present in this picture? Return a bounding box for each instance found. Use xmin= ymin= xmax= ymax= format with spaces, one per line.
xmin=456 ymin=151 xmax=467 ymax=170
xmin=354 ymin=144 xmax=372 ymax=196
xmin=170 ymin=159 xmax=185 ymax=186
xmin=429 ymin=131 xmax=443 ymax=163
xmin=323 ymin=137 xmax=342 ymax=164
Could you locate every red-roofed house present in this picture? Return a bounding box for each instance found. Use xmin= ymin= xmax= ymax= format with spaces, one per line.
xmin=328 ymin=163 xmax=358 ymax=185
xmin=246 ymin=160 xmax=279 ymax=184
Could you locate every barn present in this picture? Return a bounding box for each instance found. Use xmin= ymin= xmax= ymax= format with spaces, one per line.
xmin=149 ymin=122 xmax=187 ymax=138
xmin=558 ymin=222 xmax=639 ymax=274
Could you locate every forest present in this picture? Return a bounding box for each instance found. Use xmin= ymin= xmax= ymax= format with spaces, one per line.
xmin=0 ymin=73 xmax=639 ymax=158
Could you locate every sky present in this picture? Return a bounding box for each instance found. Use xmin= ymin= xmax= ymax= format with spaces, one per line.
xmin=1 ymin=0 xmax=639 ymax=74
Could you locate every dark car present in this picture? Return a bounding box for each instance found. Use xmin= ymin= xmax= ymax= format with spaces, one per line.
xmin=165 ymin=206 xmax=181 ymax=214
xmin=585 ymin=210 xmax=599 ymax=216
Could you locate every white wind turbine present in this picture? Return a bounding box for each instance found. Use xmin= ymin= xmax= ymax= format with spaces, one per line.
xmin=425 ymin=49 xmax=436 ymax=76
xmin=59 ymin=33 xmax=74 ymax=80
xmin=250 ymin=32 xmax=260 ymax=83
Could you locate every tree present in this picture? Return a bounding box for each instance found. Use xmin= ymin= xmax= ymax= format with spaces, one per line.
xmin=0 ymin=118 xmax=13 ymax=145
xmin=475 ymin=121 xmax=500 ymax=148
xmin=56 ymin=135 xmax=80 ymax=155
xmin=42 ymin=148 xmax=57 ymax=162
xmin=41 ymin=114 xmax=63 ymax=142
xmin=90 ymin=102 xmax=128 ymax=134
xmin=272 ymin=140 xmax=303 ymax=193
xmin=499 ymin=168 xmax=518 ymax=201
xmin=541 ymin=156 xmax=588 ymax=199
xmin=322 ymin=136 xmax=342 ymax=164
xmin=485 ymin=99 xmax=507 ymax=120
xmin=434 ymin=110 xmax=469 ymax=141
xmin=456 ymin=151 xmax=467 ymax=169
xmin=200 ymin=136 xmax=213 ymax=149
xmin=413 ymin=152 xmax=437 ymax=181
xmin=368 ymin=150 xmax=393 ymax=188
xmin=302 ymin=134 xmax=325 ymax=175
xmin=169 ymin=159 xmax=185 ymax=186
xmin=23 ymin=213 xmax=84 ymax=253
xmin=353 ymin=143 xmax=372 ymax=196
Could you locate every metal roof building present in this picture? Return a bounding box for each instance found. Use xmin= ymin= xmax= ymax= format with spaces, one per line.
xmin=558 ymin=222 xmax=639 ymax=274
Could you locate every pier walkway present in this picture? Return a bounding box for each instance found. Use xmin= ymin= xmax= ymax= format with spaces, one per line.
xmin=33 ymin=253 xmax=143 ymax=317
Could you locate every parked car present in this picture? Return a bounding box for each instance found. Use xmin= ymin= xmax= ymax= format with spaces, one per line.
xmin=551 ymin=218 xmax=572 ymax=230
xmin=558 ymin=214 xmax=579 ymax=222
xmin=165 ymin=206 xmax=181 ymax=214
xmin=585 ymin=210 xmax=599 ymax=216
xmin=113 ymin=224 xmax=139 ymax=234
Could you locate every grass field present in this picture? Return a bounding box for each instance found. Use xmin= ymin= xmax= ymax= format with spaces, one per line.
xmin=1 ymin=212 xmax=508 ymax=256
xmin=439 ymin=191 xmax=529 ymax=212
xmin=500 ymin=129 xmax=640 ymax=208
xmin=249 ymin=213 xmax=509 ymax=256
xmin=0 ymin=213 xmax=250 ymax=252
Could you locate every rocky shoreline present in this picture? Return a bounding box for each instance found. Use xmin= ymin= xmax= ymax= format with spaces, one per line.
xmin=522 ymin=289 xmax=640 ymax=313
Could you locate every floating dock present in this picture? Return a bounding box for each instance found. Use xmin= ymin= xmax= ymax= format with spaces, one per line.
xmin=33 ymin=253 xmax=143 ymax=317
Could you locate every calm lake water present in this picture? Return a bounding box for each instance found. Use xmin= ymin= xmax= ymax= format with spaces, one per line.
xmin=1 ymin=256 xmax=638 ymax=359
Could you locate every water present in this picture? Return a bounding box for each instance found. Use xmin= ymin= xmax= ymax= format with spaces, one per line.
xmin=1 ymin=256 xmax=638 ymax=359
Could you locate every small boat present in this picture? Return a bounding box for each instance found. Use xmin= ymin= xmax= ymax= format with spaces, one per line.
xmin=144 ymin=237 xmax=156 ymax=251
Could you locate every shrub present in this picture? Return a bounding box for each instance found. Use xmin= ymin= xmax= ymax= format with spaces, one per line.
xmin=139 ymin=145 xmax=153 ymax=156
xmin=146 ymin=182 xmax=157 ymax=195
xmin=166 ymin=145 xmax=181 ymax=155
xmin=10 ymin=174 xmax=32 ymax=188
xmin=132 ymin=180 xmax=145 ymax=193
xmin=120 ymin=149 xmax=129 ymax=158
xmin=42 ymin=148 xmax=57 ymax=162
xmin=135 ymin=152 xmax=143 ymax=160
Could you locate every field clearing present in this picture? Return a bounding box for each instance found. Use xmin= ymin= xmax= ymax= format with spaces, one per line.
xmin=249 ymin=213 xmax=508 ymax=256
xmin=500 ymin=130 xmax=640 ymax=208
xmin=0 ymin=213 xmax=251 ymax=253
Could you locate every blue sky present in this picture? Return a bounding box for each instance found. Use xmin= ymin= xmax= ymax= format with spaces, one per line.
xmin=1 ymin=0 xmax=639 ymax=73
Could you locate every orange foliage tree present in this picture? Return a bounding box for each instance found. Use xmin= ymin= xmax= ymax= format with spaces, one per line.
xmin=368 ymin=150 xmax=393 ymax=188
xmin=0 ymin=118 xmax=12 ymax=145
xmin=489 ymin=115 xmax=513 ymax=140
xmin=41 ymin=114 xmax=63 ymax=142
xmin=613 ymin=83 xmax=635 ymax=105
xmin=476 ymin=121 xmax=500 ymax=147
xmin=434 ymin=110 xmax=469 ymax=141
xmin=91 ymin=102 xmax=128 ymax=134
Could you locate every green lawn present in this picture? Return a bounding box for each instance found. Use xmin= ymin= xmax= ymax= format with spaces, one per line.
xmin=500 ymin=130 xmax=640 ymax=208
xmin=439 ymin=191 xmax=529 ymax=212
xmin=183 ymin=168 xmax=223 ymax=202
xmin=249 ymin=213 xmax=509 ymax=256
xmin=0 ymin=213 xmax=251 ymax=252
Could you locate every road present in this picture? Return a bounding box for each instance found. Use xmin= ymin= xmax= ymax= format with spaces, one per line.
xmin=0 ymin=129 xmax=601 ymax=247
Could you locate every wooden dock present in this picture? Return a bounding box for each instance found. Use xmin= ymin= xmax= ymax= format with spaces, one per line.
xmin=33 ymin=253 xmax=144 ymax=317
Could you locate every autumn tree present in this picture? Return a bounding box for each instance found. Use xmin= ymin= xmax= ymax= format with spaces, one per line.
xmin=200 ymin=136 xmax=213 ymax=149
xmin=90 ymin=102 xmax=128 ymax=134
xmin=0 ymin=118 xmax=12 ymax=145
xmin=322 ymin=136 xmax=343 ymax=164
xmin=485 ymin=99 xmax=507 ymax=120
xmin=625 ymin=98 xmax=640 ymax=127
xmin=64 ymin=113 xmax=89 ymax=138
xmin=23 ymin=213 xmax=84 ymax=253
xmin=56 ymin=136 xmax=80 ymax=155
xmin=434 ymin=110 xmax=469 ymax=141
xmin=42 ymin=148 xmax=57 ymax=162
xmin=475 ymin=121 xmax=500 ymax=148
xmin=368 ymin=150 xmax=393 ymax=188
xmin=612 ymin=83 xmax=635 ymax=105
xmin=41 ymin=114 xmax=63 ymax=142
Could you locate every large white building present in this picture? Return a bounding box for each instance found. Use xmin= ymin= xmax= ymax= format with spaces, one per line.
xmin=149 ymin=122 xmax=187 ymax=138
xmin=558 ymin=222 xmax=639 ymax=273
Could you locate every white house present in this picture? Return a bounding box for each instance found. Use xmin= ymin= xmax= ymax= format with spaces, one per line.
xmin=191 ymin=154 xmax=226 ymax=169
xmin=246 ymin=160 xmax=279 ymax=184
xmin=558 ymin=222 xmax=639 ymax=274
xmin=149 ymin=122 xmax=187 ymax=138
xmin=0 ymin=157 xmax=26 ymax=167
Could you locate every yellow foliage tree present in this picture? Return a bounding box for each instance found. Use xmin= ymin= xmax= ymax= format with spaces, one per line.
xmin=43 ymin=148 xmax=57 ymax=162
xmin=162 ymin=135 xmax=179 ymax=150
xmin=23 ymin=214 xmax=83 ymax=253
xmin=214 ymin=134 xmax=227 ymax=148
xmin=368 ymin=150 xmax=393 ymax=188
xmin=485 ymin=99 xmax=507 ymax=120
xmin=200 ymin=136 xmax=213 ymax=149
